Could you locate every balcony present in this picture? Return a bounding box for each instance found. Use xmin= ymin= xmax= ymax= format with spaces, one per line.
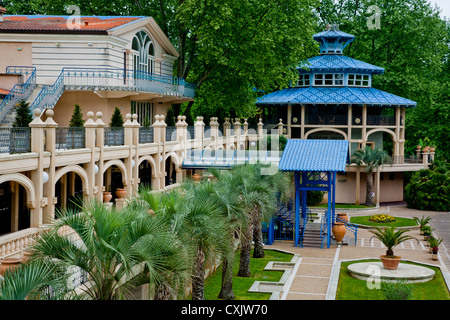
xmin=352 ymin=115 xmax=396 ymax=126
xmin=308 ymin=115 xmax=347 ymax=125
xmin=30 ymin=67 xmax=197 ymax=111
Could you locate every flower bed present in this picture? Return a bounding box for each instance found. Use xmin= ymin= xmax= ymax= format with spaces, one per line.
xmin=368 ymin=213 xmax=396 ymax=223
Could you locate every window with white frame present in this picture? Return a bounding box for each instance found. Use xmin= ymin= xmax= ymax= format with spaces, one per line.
xmin=132 ymin=31 xmax=156 ymax=74
xmin=131 ymin=101 xmax=153 ymax=126
xmin=314 ymin=73 xmax=344 ymax=86
xmin=297 ymin=74 xmax=310 ymax=87
xmin=348 ymin=74 xmax=370 ymax=87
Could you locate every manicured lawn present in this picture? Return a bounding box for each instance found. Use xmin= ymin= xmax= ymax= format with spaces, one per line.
xmin=336 ymin=259 xmax=450 ymax=300
xmin=203 ymin=249 xmax=293 ymax=300
xmin=350 ymin=215 xmax=417 ymax=228
xmin=314 ymin=203 xmax=376 ymax=209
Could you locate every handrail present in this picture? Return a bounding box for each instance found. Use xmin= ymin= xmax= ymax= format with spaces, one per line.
xmin=336 ymin=216 xmax=358 ymax=246
xmin=320 ymin=211 xmax=328 ymax=248
xmin=0 ymin=66 xmax=37 ymax=120
xmin=30 ymin=67 xmax=197 ymax=112
xmin=298 ymin=207 xmax=311 ymax=247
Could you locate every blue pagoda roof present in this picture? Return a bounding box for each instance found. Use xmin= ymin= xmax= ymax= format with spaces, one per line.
xmin=313 ymin=29 xmax=355 ymax=41
xmin=279 ymin=139 xmax=349 ymax=172
xmin=298 ymin=55 xmax=384 ymax=74
xmin=256 ymin=86 xmax=416 ymax=107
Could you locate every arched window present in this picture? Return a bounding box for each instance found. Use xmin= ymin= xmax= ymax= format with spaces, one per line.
xmin=132 ymin=31 xmax=155 ymax=74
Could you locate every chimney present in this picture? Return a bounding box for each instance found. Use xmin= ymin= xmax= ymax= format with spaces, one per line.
xmin=0 ymin=6 xmax=6 ymax=22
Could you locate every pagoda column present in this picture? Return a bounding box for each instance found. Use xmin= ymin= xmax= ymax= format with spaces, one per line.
xmin=300 ymin=105 xmax=305 ymax=139
xmin=361 ymin=104 xmax=367 ymax=148
xmin=347 ymin=104 xmax=352 ymax=153
xmin=287 ymin=104 xmax=292 ymax=138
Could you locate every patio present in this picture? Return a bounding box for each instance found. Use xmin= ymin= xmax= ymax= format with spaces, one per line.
xmin=265 ymin=204 xmax=450 ymax=300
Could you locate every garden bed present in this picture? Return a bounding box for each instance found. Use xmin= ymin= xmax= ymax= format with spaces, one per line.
xmin=349 ymin=215 xmax=418 ymax=229
xmin=336 ymin=259 xmax=450 ymax=300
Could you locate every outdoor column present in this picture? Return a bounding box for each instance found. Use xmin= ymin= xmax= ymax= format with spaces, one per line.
xmin=210 ymin=117 xmax=219 ymax=149
xmin=223 ymin=118 xmax=231 ymax=149
xmin=301 ymin=105 xmax=305 ymax=139
xmin=95 ymin=112 xmax=105 ymax=203
xmin=131 ymin=114 xmax=140 ymax=195
xmin=151 ymin=115 xmax=163 ymax=191
xmin=84 ymin=111 xmax=97 ymax=200
xmin=28 ymin=109 xmax=45 ymax=227
xmin=194 ymin=116 xmax=204 ymax=145
xmin=42 ymin=109 xmax=58 ymax=225
xmin=347 ymin=105 xmax=352 ymax=153
xmin=277 ymin=119 xmax=284 ymax=136
xmin=375 ymin=168 xmax=381 ymax=206
xmin=233 ymin=118 xmax=241 ymax=150
xmin=294 ymin=172 xmax=300 ymax=247
xmin=287 ymin=104 xmax=292 ymax=138
xmin=361 ymin=104 xmax=367 ymax=148
xmin=355 ymin=167 xmax=361 ymax=205
xmin=123 ymin=114 xmax=134 ymax=198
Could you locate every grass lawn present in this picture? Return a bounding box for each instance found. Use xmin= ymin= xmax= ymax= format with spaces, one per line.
xmin=313 ymin=203 xmax=376 ymax=209
xmin=203 ymin=249 xmax=293 ymax=300
xmin=336 ymin=259 xmax=450 ymax=300
xmin=350 ymin=215 xmax=418 ymax=228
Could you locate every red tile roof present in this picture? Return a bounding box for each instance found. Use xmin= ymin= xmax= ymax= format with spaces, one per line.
xmin=0 ymin=15 xmax=144 ymax=34
xmin=0 ymin=6 xmax=7 ymax=14
xmin=0 ymin=88 xmax=10 ymax=95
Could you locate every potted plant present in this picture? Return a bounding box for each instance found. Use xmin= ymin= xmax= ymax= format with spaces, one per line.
xmin=427 ymin=236 xmax=443 ymax=261
xmin=413 ymin=215 xmax=431 ymax=235
xmin=421 ymin=225 xmax=433 ymax=239
xmin=370 ymin=227 xmax=418 ymax=270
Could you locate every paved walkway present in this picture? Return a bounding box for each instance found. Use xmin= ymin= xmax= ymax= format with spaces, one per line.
xmin=265 ymin=204 xmax=450 ymax=300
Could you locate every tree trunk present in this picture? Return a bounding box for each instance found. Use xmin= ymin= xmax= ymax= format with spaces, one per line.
xmin=365 ymin=172 xmax=374 ymax=207
xmin=154 ymin=282 xmax=172 ymax=300
xmin=252 ymin=208 xmax=265 ymax=258
xmin=218 ymin=255 xmax=235 ymax=300
xmin=238 ymin=211 xmax=255 ymax=277
xmin=191 ymin=246 xmax=205 ymax=300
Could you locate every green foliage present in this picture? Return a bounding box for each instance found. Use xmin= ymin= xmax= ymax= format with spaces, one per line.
xmin=142 ymin=116 xmax=151 ymax=127
xmin=382 ymin=279 xmax=413 ymax=300
xmin=351 ymin=146 xmax=392 ymax=173
xmin=370 ymin=227 xmax=417 ymax=257
xmin=109 ymin=107 xmax=124 ymax=127
xmin=12 ymin=100 xmax=33 ymax=127
xmin=165 ymin=107 xmax=176 ymax=126
xmin=405 ymin=165 xmax=450 ymax=211
xmin=69 ymin=104 xmax=85 ymax=127
xmin=307 ymin=191 xmax=325 ymax=206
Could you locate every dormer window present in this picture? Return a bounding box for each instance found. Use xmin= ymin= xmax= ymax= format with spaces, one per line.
xmin=314 ymin=73 xmax=344 ymax=86
xmin=348 ymin=74 xmax=370 ymax=87
xmin=297 ymin=74 xmax=310 ymax=87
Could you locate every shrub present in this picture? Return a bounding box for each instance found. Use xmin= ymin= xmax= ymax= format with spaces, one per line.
xmin=404 ymin=165 xmax=449 ymax=211
xmin=109 ymin=107 xmax=124 ymax=127
xmin=69 ymin=104 xmax=85 ymax=127
xmin=13 ymin=100 xmax=33 ymax=127
xmin=307 ymin=191 xmax=325 ymax=206
xmin=382 ymin=279 xmax=413 ymax=300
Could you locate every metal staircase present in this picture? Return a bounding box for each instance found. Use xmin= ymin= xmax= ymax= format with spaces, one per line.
xmin=0 ymin=66 xmax=37 ymax=127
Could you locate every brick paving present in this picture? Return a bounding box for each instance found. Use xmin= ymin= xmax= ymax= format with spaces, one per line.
xmin=265 ymin=204 xmax=450 ymax=300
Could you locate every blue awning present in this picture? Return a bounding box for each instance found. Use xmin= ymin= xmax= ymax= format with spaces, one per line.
xmin=256 ymin=86 xmax=416 ymax=107
xmin=279 ymin=139 xmax=349 ymax=172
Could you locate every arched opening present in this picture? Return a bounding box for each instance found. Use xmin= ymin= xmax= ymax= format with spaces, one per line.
xmin=104 ymin=165 xmax=124 ymax=203
xmin=139 ymin=160 xmax=153 ymax=189
xmin=0 ymin=181 xmax=30 ymax=235
xmin=165 ymin=157 xmax=177 ymax=186
xmin=305 ymin=129 xmax=347 ymax=140
xmin=55 ymin=172 xmax=84 ymax=212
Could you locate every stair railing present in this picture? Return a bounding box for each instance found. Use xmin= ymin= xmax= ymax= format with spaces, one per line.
xmin=320 ymin=211 xmax=328 ymax=248
xmin=336 ymin=216 xmax=358 ymax=246
xmin=0 ymin=66 xmax=36 ymax=122
xmin=298 ymin=207 xmax=311 ymax=247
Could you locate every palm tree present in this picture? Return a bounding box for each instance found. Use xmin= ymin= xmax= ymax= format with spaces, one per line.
xmin=0 ymin=259 xmax=71 ymax=300
xmin=32 ymin=197 xmax=189 ymax=300
xmin=351 ymin=146 xmax=392 ymax=206
xmin=370 ymin=227 xmax=417 ymax=258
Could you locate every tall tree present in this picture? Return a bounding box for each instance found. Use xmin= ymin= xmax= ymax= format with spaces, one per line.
xmin=351 ymin=146 xmax=392 ymax=206
xmin=12 ymin=100 xmax=33 ymax=127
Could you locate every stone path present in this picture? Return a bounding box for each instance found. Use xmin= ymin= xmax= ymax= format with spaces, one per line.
xmin=265 ymin=204 xmax=450 ymax=300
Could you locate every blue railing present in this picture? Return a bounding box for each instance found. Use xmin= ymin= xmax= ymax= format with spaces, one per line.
xmin=0 ymin=66 xmax=36 ymax=121
xmin=320 ymin=211 xmax=328 ymax=248
xmin=298 ymin=207 xmax=311 ymax=247
xmin=30 ymin=67 xmax=197 ymax=112
xmin=336 ymin=215 xmax=358 ymax=246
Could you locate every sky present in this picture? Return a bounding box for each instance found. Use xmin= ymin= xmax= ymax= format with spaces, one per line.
xmin=429 ymin=0 xmax=450 ymax=19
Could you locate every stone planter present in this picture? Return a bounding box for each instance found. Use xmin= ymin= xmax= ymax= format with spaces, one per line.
xmin=192 ymin=173 xmax=202 ymax=182
xmin=21 ymin=250 xmax=33 ymax=264
xmin=103 ymin=192 xmax=112 ymax=203
xmin=115 ymin=188 xmax=127 ymax=199
xmin=0 ymin=258 xmax=21 ymax=276
xmin=432 ymin=253 xmax=438 ymax=261
xmin=380 ymin=255 xmax=401 ymax=270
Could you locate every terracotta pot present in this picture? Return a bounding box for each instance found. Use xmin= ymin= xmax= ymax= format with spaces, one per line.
xmin=337 ymin=213 xmax=348 ymax=223
xmin=21 ymin=250 xmax=33 ymax=264
xmin=115 ymin=188 xmax=127 ymax=198
xmin=332 ymin=222 xmax=346 ymax=243
xmin=103 ymin=192 xmax=112 ymax=203
xmin=380 ymin=255 xmax=401 ymax=270
xmin=0 ymin=258 xmax=21 ymax=276
xmin=192 ymin=173 xmax=202 ymax=182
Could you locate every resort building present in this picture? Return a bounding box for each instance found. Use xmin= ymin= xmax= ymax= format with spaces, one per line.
xmin=256 ymin=28 xmax=432 ymax=205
